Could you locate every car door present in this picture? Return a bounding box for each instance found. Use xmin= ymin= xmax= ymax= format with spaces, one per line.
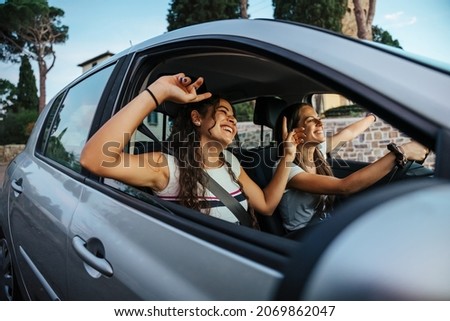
xmin=67 ymin=179 xmax=292 ymax=300
xmin=7 ymin=63 xmax=117 ymax=300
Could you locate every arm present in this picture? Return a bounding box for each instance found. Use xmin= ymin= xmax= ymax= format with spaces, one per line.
xmin=80 ymin=73 xmax=212 ymax=190
xmin=289 ymin=141 xmax=428 ymax=195
xmin=240 ymin=117 xmax=301 ymax=215
xmin=239 ymin=156 xmax=295 ymax=215
xmin=327 ymin=113 xmax=376 ymax=152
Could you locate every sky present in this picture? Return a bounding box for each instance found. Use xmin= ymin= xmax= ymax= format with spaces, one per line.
xmin=1 ymin=0 xmax=449 ymax=104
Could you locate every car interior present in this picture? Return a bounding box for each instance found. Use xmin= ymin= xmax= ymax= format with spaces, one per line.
xmin=104 ymin=44 xmax=434 ymax=239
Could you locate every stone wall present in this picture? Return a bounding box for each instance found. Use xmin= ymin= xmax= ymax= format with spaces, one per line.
xmin=0 ymin=144 xmax=25 ymax=164
xmin=237 ymin=119 xmax=435 ymax=170
xmin=323 ymin=118 xmax=435 ymax=169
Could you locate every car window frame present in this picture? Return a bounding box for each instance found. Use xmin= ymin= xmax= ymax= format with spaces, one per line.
xmin=85 ymin=45 xmax=302 ymax=265
xmin=80 ymin=34 xmax=444 ymax=271
xmin=34 ymin=58 xmax=127 ymax=181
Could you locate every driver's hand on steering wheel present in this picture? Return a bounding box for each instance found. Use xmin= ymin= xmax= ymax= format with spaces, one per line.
xmin=401 ymin=141 xmax=430 ymax=162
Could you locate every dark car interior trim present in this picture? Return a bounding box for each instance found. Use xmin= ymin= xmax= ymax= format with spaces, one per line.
xmin=435 ymin=128 xmax=450 ymax=179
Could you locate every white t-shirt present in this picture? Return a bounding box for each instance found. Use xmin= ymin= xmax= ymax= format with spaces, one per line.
xmin=274 ymin=143 xmax=327 ymax=231
xmin=155 ymin=150 xmax=247 ymax=224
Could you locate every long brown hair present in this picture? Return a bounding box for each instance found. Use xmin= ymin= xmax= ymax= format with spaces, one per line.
xmin=275 ymin=103 xmax=335 ymax=217
xmin=168 ymin=95 xmax=259 ymax=228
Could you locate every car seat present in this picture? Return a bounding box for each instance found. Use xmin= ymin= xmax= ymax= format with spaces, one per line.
xmin=234 ymin=97 xmax=288 ymax=235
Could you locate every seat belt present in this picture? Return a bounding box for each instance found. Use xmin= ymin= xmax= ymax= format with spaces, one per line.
xmin=137 ymin=123 xmax=252 ymax=227
xmin=201 ymin=171 xmax=252 ymax=227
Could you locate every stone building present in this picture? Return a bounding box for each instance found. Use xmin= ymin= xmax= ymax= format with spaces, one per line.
xmin=77 ymin=51 xmax=115 ymax=73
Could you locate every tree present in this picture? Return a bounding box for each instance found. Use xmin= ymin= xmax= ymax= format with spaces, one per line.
xmin=0 ymin=108 xmax=38 ymax=144
xmin=234 ymin=101 xmax=253 ymax=122
xmin=372 ymin=25 xmax=402 ymax=49
xmin=0 ymin=0 xmax=69 ymax=112
xmin=167 ymin=0 xmax=242 ymax=31
xmin=240 ymin=0 xmax=248 ymax=19
xmin=0 ymin=79 xmax=16 ymax=117
xmin=16 ymin=55 xmax=39 ymax=112
xmin=273 ymin=0 xmax=347 ymax=32
xmin=0 ymin=56 xmax=38 ymax=142
xmin=352 ymin=0 xmax=376 ymax=40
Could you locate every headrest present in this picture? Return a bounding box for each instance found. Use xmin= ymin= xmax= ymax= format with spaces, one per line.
xmin=253 ymin=97 xmax=287 ymax=129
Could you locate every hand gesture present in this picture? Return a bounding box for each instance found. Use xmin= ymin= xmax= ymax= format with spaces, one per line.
xmin=151 ymin=73 xmax=212 ymax=104
xmin=281 ymin=116 xmax=305 ymax=162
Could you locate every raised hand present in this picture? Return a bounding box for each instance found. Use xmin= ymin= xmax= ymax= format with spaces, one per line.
xmin=151 ymin=73 xmax=212 ymax=104
xmin=282 ymin=116 xmax=305 ymax=162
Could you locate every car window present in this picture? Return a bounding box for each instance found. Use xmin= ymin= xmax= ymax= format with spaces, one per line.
xmin=233 ymin=100 xmax=272 ymax=149
xmin=312 ymin=93 xmax=435 ymax=170
xmin=128 ymin=111 xmax=166 ymax=155
xmin=37 ymin=93 xmax=65 ymax=153
xmin=40 ymin=65 xmax=115 ymax=172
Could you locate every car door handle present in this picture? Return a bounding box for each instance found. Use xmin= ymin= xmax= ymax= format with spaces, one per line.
xmin=11 ymin=178 xmax=23 ymax=196
xmin=72 ymin=236 xmax=113 ymax=277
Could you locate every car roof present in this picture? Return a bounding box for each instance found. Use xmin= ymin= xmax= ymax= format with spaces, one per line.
xmin=97 ymin=19 xmax=450 ymax=130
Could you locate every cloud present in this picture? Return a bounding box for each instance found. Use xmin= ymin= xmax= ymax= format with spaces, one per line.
xmin=402 ymin=16 xmax=417 ymax=26
xmin=385 ymin=11 xmax=405 ymax=21
xmin=384 ymin=11 xmax=417 ymax=28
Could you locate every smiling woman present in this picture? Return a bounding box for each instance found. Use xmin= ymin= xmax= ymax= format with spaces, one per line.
xmin=273 ymin=102 xmax=428 ymax=232
xmin=80 ymin=73 xmax=300 ymax=228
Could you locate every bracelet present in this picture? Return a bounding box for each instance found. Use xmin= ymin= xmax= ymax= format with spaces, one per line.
xmin=387 ymin=143 xmax=407 ymax=168
xmin=145 ymin=88 xmax=160 ymax=106
xmin=366 ymin=112 xmax=377 ymax=122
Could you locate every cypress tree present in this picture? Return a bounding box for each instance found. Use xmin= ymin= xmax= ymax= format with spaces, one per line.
xmin=16 ymin=55 xmax=39 ymax=112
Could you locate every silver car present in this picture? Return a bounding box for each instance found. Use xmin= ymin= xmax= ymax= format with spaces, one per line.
xmin=1 ymin=19 xmax=450 ymax=300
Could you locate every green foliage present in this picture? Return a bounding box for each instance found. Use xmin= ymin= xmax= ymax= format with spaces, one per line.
xmin=46 ymin=128 xmax=81 ymax=172
xmin=234 ymin=101 xmax=254 ymax=122
xmin=0 ymin=79 xmax=16 ymax=115
xmin=167 ymin=0 xmax=241 ymax=31
xmin=16 ymin=55 xmax=38 ymax=112
xmin=0 ymin=109 xmax=39 ymax=144
xmin=273 ymin=0 xmax=347 ymax=32
xmin=1 ymin=0 xmax=69 ymax=111
xmin=372 ymin=25 xmax=402 ymax=49
xmin=323 ymin=104 xmax=365 ymax=118
xmin=0 ymin=0 xmax=69 ymax=62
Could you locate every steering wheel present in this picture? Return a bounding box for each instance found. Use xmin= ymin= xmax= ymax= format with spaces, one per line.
xmin=387 ymin=160 xmax=414 ymax=183
xmin=387 ymin=150 xmax=430 ymax=183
